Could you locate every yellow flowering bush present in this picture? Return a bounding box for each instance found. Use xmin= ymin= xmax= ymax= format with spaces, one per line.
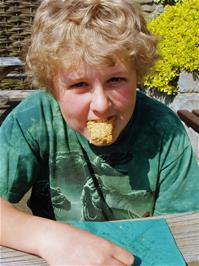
xmin=144 ymin=0 xmax=199 ymax=94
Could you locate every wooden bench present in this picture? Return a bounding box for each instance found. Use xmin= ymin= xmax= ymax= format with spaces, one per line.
xmin=0 ymin=57 xmax=23 ymax=81
xmin=0 ymin=57 xmax=32 ymax=125
xmin=177 ymin=109 xmax=199 ymax=134
xmin=0 ymin=90 xmax=32 ymax=125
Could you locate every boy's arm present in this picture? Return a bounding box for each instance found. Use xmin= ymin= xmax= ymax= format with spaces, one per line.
xmin=0 ymin=198 xmax=134 ymax=265
xmin=154 ymin=144 xmax=199 ymax=216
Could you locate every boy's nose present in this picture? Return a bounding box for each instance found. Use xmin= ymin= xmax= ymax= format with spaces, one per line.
xmin=90 ymin=85 xmax=111 ymax=115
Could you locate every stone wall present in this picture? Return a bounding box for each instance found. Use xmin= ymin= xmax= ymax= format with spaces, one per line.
xmin=136 ymin=0 xmax=164 ymax=20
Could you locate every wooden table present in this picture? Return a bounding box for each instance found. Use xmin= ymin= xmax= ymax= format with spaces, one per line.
xmin=0 ymin=212 xmax=198 ymax=266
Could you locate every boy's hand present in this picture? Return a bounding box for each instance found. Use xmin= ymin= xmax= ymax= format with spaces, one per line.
xmin=1 ymin=198 xmax=134 ymax=265
xmin=38 ymin=221 xmax=134 ymax=265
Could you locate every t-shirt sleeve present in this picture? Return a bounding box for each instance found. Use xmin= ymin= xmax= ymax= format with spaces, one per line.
xmin=0 ymin=112 xmax=40 ymax=203
xmin=154 ymin=133 xmax=199 ymax=215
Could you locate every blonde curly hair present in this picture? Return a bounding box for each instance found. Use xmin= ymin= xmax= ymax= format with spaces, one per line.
xmin=26 ymin=0 xmax=158 ymax=92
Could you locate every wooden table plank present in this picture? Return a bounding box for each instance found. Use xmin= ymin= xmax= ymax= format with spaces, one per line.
xmin=0 ymin=247 xmax=47 ymax=265
xmin=166 ymin=212 xmax=199 ymax=263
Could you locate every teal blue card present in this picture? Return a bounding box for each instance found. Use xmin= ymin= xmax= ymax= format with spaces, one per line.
xmin=72 ymin=218 xmax=186 ymax=266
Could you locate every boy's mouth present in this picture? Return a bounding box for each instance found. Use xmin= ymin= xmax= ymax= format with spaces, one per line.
xmin=87 ymin=117 xmax=115 ymax=145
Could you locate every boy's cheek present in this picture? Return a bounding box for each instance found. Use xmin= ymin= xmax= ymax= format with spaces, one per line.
xmin=59 ymin=104 xmax=88 ymax=128
xmin=59 ymin=96 xmax=87 ymax=115
xmin=112 ymin=86 xmax=136 ymax=103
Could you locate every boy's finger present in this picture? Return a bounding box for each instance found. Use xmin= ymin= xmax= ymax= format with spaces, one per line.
xmin=109 ymin=258 xmax=129 ymax=266
xmin=112 ymin=245 xmax=134 ymax=266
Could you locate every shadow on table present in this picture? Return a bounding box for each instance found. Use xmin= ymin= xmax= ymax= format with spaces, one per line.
xmin=133 ymin=256 xmax=142 ymax=266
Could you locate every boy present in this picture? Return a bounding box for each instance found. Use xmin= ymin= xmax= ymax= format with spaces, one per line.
xmin=0 ymin=0 xmax=198 ymax=265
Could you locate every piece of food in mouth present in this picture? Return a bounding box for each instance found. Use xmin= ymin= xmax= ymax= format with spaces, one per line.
xmin=87 ymin=118 xmax=115 ymax=145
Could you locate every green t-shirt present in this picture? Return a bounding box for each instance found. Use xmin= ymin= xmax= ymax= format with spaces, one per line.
xmin=0 ymin=90 xmax=198 ymax=222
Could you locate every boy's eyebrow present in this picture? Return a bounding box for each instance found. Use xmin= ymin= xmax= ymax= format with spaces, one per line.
xmin=108 ymin=71 xmax=129 ymax=76
xmin=60 ymin=70 xmax=88 ymax=83
xmin=62 ymin=71 xmax=128 ymax=84
xmin=61 ymin=76 xmax=86 ymax=84
xmin=60 ymin=66 xmax=129 ymax=83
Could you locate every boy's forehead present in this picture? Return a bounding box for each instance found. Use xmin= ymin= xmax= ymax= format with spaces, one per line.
xmin=60 ymin=61 xmax=130 ymax=81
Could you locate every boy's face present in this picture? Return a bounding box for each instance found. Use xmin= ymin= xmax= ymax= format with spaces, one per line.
xmin=53 ymin=61 xmax=137 ymax=146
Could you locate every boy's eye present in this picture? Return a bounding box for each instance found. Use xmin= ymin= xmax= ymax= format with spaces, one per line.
xmin=108 ymin=77 xmax=127 ymax=84
xmin=70 ymin=82 xmax=88 ymax=89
